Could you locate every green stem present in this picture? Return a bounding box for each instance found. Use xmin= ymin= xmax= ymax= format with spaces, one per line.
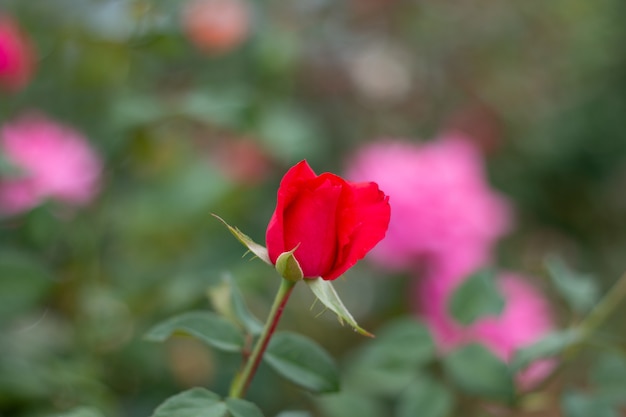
xmin=577 ymin=271 xmax=626 ymax=338
xmin=522 ymin=271 xmax=626 ymax=397
xmin=229 ymin=278 xmax=296 ymax=398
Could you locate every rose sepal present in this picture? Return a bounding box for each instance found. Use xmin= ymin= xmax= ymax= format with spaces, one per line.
xmin=275 ymin=246 xmax=303 ymax=282
xmin=212 ymin=214 xmax=271 ymax=265
xmin=306 ymin=277 xmax=374 ymax=337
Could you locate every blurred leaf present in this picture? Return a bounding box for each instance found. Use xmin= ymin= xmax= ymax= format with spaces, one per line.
xmin=306 ymin=278 xmax=373 ymax=337
xmin=561 ymin=390 xmax=618 ymax=417
xmin=210 ymin=276 xmax=264 ymax=336
xmin=264 ymin=331 xmax=339 ymax=393
xmin=151 ymin=387 xmax=264 ymax=417
xmin=257 ymin=104 xmax=319 ymax=162
xmin=180 ymin=90 xmax=249 ymax=128
xmin=72 ymin=41 xmax=130 ymax=87
xmin=591 ymin=353 xmax=626 ymax=405
xmin=275 ymin=412 xmax=312 ymax=417
xmin=0 ymin=251 xmax=53 ymax=322
xmin=373 ymin=318 xmax=436 ymax=364
xmin=144 ymin=311 xmax=244 ymax=353
xmin=396 ymin=375 xmax=454 ymax=417
xmin=511 ymin=329 xmax=582 ymax=373
xmin=316 ymin=390 xmax=384 ymax=417
xmin=255 ymin=30 xmax=300 ymax=76
xmin=82 ymin=1 xmax=135 ymax=41
xmin=109 ymin=94 xmax=166 ymax=131
xmin=448 ymin=269 xmax=505 ymax=325
xmin=346 ymin=318 xmax=435 ymax=395
xmin=545 ymin=256 xmax=599 ymax=314
xmin=443 ymin=344 xmax=515 ymax=404
xmin=54 ymin=407 xmax=105 ymax=417
xmin=212 ymin=214 xmax=272 ymax=265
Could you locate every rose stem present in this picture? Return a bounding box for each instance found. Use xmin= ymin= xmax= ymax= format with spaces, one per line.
xmin=523 ymin=270 xmax=626 ymax=396
xmin=229 ymin=278 xmax=296 ymax=398
xmin=577 ymin=270 xmax=626 ymax=338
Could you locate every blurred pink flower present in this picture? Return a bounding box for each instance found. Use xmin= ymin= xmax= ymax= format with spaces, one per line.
xmin=416 ymin=269 xmax=556 ymax=389
xmin=0 ymin=113 xmax=102 ymax=215
xmin=182 ymin=0 xmax=251 ymax=54
xmin=345 ymin=132 xmax=512 ymax=274
xmin=0 ymin=15 xmax=35 ymax=92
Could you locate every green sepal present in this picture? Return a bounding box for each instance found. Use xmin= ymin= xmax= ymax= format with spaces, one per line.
xmin=306 ymin=277 xmax=373 ymax=337
xmin=275 ymin=247 xmax=303 ymax=282
xmin=212 ymin=214 xmax=271 ymax=265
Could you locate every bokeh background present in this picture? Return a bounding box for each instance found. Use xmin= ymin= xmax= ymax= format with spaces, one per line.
xmin=1 ymin=0 xmax=625 ymax=416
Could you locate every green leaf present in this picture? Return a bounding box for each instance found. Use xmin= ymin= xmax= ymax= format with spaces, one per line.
xmin=180 ymin=89 xmax=249 ymax=128
xmin=397 ymin=375 xmax=454 ymax=417
xmin=151 ymin=387 xmax=265 ymax=417
xmin=561 ymin=390 xmax=618 ymax=417
xmin=545 ymin=256 xmax=599 ymax=314
xmin=275 ymin=412 xmax=313 ymax=417
xmin=590 ymin=353 xmax=626 ymax=406
xmin=443 ymin=344 xmax=515 ymax=404
xmin=210 ymin=276 xmax=264 ymax=336
xmin=511 ymin=329 xmax=582 ymax=373
xmin=448 ymin=269 xmax=505 ymax=325
xmin=225 ymin=398 xmax=266 ymax=417
xmin=316 ymin=390 xmax=384 ymax=417
xmin=264 ymin=331 xmax=339 ymax=393
xmin=306 ymin=278 xmax=373 ymax=337
xmin=212 ymin=214 xmax=271 ymax=265
xmin=373 ymin=318 xmax=436 ymax=365
xmin=346 ymin=318 xmax=436 ymax=395
xmin=54 ymin=407 xmax=105 ymax=417
xmin=144 ymin=311 xmax=245 ymax=353
xmin=257 ymin=104 xmax=320 ymax=162
xmin=275 ymin=248 xmax=303 ymax=282
xmin=0 ymin=251 xmax=53 ymax=321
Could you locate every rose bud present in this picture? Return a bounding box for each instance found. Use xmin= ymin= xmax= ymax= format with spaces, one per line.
xmin=266 ymin=160 xmax=390 ymax=281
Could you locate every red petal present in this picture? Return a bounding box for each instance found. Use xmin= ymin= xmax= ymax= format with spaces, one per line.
xmin=323 ymin=180 xmax=391 ymax=280
xmin=283 ymin=177 xmax=342 ymax=277
xmin=266 ymin=160 xmax=317 ymax=264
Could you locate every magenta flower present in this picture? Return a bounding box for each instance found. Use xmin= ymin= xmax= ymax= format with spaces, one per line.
xmin=0 ymin=113 xmax=102 ymax=215
xmin=345 ymin=132 xmax=512 ymax=274
xmin=0 ymin=15 xmax=35 ymax=92
xmin=416 ymin=269 xmax=556 ymax=389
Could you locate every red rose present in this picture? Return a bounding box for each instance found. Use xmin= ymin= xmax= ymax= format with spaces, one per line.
xmin=266 ymin=160 xmax=391 ymax=281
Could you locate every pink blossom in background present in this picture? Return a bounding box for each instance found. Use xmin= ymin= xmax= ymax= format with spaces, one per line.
xmin=345 ymin=132 xmax=512 ymax=274
xmin=0 ymin=113 xmax=102 ymax=215
xmin=0 ymin=15 xmax=35 ymax=92
xmin=182 ymin=0 xmax=251 ymax=54
xmin=416 ymin=269 xmax=556 ymax=389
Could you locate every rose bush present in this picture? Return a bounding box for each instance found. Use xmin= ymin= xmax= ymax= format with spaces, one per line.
xmin=266 ymin=160 xmax=390 ymax=281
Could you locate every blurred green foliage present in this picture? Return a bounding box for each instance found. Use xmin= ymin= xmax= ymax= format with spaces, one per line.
xmin=1 ymin=0 xmax=626 ymax=416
